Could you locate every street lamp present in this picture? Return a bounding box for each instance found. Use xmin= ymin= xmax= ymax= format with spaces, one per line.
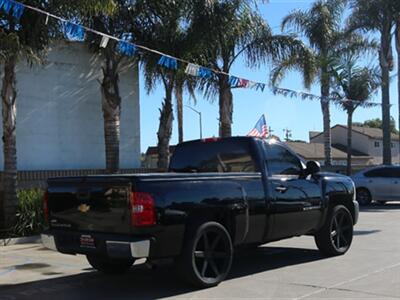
xmin=184 ymin=105 xmax=203 ymax=139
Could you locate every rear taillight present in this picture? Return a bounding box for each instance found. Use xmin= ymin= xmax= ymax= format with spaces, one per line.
xmin=43 ymin=191 xmax=49 ymax=221
xmin=130 ymin=192 xmax=156 ymax=226
xmin=202 ymin=137 xmax=220 ymax=143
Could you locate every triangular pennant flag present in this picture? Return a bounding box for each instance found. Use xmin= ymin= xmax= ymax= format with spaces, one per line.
xmin=255 ymin=83 xmax=266 ymax=92
xmin=238 ymin=79 xmax=249 ymax=88
xmin=64 ymin=22 xmax=85 ymax=40
xmin=100 ymin=36 xmax=110 ymax=48
xmin=2 ymin=0 xmax=13 ymax=13
xmin=248 ymin=81 xmax=257 ymax=89
xmin=117 ymin=41 xmax=136 ymax=56
xmin=158 ymin=55 xmax=177 ymax=70
xmin=12 ymin=2 xmax=24 ymax=19
xmin=198 ymin=67 xmax=212 ymax=79
xmin=185 ymin=63 xmax=199 ymax=76
xmin=228 ymin=76 xmax=239 ymax=87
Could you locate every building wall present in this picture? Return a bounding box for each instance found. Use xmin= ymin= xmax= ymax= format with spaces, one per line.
xmin=0 ymin=41 xmax=140 ymax=170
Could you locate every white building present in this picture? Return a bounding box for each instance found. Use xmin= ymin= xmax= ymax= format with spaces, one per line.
xmin=0 ymin=41 xmax=140 ymax=170
xmin=310 ymin=125 xmax=399 ymax=165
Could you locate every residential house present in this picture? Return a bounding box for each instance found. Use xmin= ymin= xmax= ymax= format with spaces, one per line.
xmin=310 ymin=125 xmax=399 ymax=165
xmin=285 ymin=141 xmax=372 ymax=167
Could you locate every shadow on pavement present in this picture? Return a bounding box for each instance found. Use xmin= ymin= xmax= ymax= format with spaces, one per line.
xmin=353 ymin=229 xmax=381 ymax=236
xmin=0 ymin=246 xmax=326 ymax=300
xmin=360 ymin=202 xmax=400 ymax=213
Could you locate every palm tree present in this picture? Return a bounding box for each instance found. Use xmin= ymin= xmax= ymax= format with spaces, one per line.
xmin=174 ymin=71 xmax=197 ymax=144
xmin=349 ymin=0 xmax=395 ymax=165
xmin=395 ymin=4 xmax=400 ymax=156
xmin=189 ymin=0 xmax=311 ymax=138
xmin=132 ymin=0 xmax=194 ymax=169
xmin=0 ymin=1 xmax=51 ymax=229
xmin=331 ymin=57 xmax=380 ymax=175
xmin=84 ymin=3 xmax=137 ymax=174
xmin=272 ymin=0 xmax=348 ymax=167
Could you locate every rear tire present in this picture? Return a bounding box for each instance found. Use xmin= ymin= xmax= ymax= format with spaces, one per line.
xmin=315 ymin=205 xmax=354 ymax=256
xmin=356 ymin=188 xmax=372 ymax=206
xmin=176 ymin=222 xmax=233 ymax=288
xmin=87 ymin=255 xmax=134 ymax=274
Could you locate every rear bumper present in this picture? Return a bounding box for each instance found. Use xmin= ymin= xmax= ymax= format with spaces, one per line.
xmin=41 ymin=230 xmax=151 ymax=259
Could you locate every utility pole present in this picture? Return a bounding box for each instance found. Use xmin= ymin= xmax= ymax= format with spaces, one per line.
xmin=268 ymin=126 xmax=274 ymax=138
xmin=283 ymin=128 xmax=292 ymax=142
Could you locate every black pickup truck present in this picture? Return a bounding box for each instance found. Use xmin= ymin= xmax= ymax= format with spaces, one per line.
xmin=42 ymin=137 xmax=359 ymax=287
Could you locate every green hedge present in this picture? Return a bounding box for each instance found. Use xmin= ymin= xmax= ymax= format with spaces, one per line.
xmin=13 ymin=189 xmax=46 ymax=237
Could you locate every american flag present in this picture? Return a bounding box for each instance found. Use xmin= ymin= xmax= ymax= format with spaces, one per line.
xmin=247 ymin=115 xmax=268 ymax=138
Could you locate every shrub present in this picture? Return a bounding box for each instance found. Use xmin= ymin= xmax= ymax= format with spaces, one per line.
xmin=13 ymin=189 xmax=46 ymax=237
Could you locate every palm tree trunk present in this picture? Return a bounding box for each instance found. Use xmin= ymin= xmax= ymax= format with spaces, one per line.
xmin=1 ymin=54 xmax=18 ymax=229
xmin=320 ymin=68 xmax=332 ymax=167
xmin=157 ymin=81 xmax=174 ymax=170
xmin=346 ymin=110 xmax=353 ymax=176
xmin=101 ymin=51 xmax=121 ymax=174
xmin=396 ymin=19 xmax=400 ymax=164
xmin=380 ymin=20 xmax=393 ymax=165
xmin=175 ymin=83 xmax=184 ymax=144
xmin=219 ymin=75 xmax=233 ymax=138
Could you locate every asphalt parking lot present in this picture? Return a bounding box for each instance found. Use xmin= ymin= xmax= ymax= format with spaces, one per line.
xmin=0 ymin=203 xmax=399 ymax=300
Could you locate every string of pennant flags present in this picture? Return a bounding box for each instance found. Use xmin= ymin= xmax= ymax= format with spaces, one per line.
xmin=0 ymin=0 xmax=382 ymax=107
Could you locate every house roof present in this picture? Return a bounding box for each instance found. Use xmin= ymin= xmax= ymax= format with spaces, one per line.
xmin=311 ymin=125 xmax=400 ymax=141
xmin=285 ymin=141 xmax=371 ymax=160
xmin=331 ymin=143 xmax=369 ymax=157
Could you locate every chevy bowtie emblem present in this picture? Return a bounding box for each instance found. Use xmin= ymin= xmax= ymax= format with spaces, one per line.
xmin=78 ymin=204 xmax=90 ymax=213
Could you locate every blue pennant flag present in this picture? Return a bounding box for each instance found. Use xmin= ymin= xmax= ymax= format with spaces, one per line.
xmin=0 ymin=0 xmax=24 ymax=19
xmin=1 ymin=0 xmax=13 ymax=14
xmin=198 ymin=67 xmax=212 ymax=79
xmin=158 ymin=55 xmax=177 ymax=70
xmin=12 ymin=2 xmax=24 ymax=19
xmin=117 ymin=41 xmax=136 ymax=56
xmin=228 ymin=76 xmax=240 ymax=87
xmin=64 ymin=22 xmax=85 ymax=41
xmin=255 ymin=83 xmax=266 ymax=92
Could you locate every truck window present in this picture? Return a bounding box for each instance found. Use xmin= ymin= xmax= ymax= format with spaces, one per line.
xmin=169 ymin=139 xmax=259 ymax=173
xmin=264 ymin=143 xmax=303 ymax=176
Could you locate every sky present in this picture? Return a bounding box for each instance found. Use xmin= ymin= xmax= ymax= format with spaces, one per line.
xmin=138 ymin=0 xmax=398 ymax=153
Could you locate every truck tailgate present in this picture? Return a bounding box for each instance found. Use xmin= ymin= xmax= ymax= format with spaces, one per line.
xmin=47 ymin=177 xmax=132 ymax=234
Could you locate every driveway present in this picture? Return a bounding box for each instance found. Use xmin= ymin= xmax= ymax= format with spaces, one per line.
xmin=1 ymin=203 xmax=399 ymax=299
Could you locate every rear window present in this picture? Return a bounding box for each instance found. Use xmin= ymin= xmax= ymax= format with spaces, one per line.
xmin=169 ymin=139 xmax=259 ymax=173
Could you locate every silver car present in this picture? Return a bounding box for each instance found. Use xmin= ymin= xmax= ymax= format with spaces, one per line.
xmin=352 ymin=166 xmax=400 ymax=205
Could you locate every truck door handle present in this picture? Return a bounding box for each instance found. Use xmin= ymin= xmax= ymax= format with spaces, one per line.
xmin=275 ymin=186 xmax=288 ymax=193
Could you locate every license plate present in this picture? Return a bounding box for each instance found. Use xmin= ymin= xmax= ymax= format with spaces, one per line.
xmin=80 ymin=234 xmax=96 ymax=249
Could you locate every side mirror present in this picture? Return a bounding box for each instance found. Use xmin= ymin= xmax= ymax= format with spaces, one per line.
xmin=306 ymin=161 xmax=321 ymax=175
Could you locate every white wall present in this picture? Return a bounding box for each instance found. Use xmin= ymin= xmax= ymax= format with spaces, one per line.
xmin=0 ymin=41 xmax=140 ymax=170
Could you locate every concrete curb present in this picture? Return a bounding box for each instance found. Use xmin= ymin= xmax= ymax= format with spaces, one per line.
xmin=1 ymin=235 xmax=41 ymax=246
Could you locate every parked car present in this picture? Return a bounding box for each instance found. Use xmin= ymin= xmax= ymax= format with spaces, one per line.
xmin=41 ymin=137 xmax=359 ymax=288
xmin=352 ymin=165 xmax=400 ymax=205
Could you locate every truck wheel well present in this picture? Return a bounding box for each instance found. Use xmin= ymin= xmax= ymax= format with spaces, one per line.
xmin=184 ymin=212 xmax=235 ymax=241
xmin=329 ymin=195 xmax=356 ymax=224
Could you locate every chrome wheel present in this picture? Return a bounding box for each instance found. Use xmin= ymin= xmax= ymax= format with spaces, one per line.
xmin=192 ymin=226 xmax=232 ymax=284
xmin=330 ymin=210 xmax=353 ymax=252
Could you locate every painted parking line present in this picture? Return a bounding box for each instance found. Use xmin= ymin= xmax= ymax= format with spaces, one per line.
xmin=295 ymin=261 xmax=400 ymax=299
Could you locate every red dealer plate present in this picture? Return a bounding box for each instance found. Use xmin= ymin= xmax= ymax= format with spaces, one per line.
xmin=79 ymin=234 xmax=96 ymax=249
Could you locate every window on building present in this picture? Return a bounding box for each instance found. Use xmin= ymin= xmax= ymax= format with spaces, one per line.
xmin=374 ymin=141 xmax=380 ymax=148
xmin=391 ymin=143 xmax=395 ymax=148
